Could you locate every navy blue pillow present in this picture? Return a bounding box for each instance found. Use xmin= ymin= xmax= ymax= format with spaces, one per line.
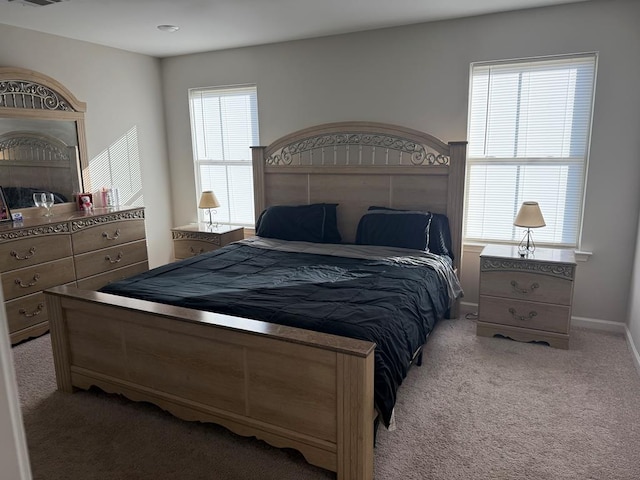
xmin=321 ymin=204 xmax=342 ymax=243
xmin=428 ymin=213 xmax=453 ymax=260
xmin=256 ymin=203 xmax=342 ymax=244
xmin=366 ymin=206 xmax=453 ymax=259
xmin=356 ymin=210 xmax=432 ymax=251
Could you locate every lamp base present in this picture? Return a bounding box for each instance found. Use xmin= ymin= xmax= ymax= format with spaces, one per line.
xmin=518 ymin=228 xmax=535 ymax=256
xmin=205 ymin=208 xmax=219 ymax=229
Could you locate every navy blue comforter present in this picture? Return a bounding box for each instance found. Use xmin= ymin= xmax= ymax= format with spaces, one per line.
xmin=100 ymin=241 xmax=452 ymax=426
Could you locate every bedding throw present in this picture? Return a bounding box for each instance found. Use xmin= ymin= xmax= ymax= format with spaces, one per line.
xmin=100 ymin=239 xmax=459 ymax=427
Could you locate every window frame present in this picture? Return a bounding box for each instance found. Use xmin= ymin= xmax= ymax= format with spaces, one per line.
xmin=463 ymin=52 xmax=598 ymax=250
xmin=188 ymin=83 xmax=259 ymax=228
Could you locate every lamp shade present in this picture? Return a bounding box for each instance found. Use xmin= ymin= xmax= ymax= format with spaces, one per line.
xmin=198 ymin=190 xmax=220 ymax=209
xmin=514 ymin=201 xmax=546 ymax=228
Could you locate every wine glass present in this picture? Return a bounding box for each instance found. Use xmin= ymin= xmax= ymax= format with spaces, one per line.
xmin=32 ymin=192 xmax=45 ymax=211
xmin=32 ymin=192 xmax=54 ymax=217
xmin=43 ymin=192 xmax=55 ymax=217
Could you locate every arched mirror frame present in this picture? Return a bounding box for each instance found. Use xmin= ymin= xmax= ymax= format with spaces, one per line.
xmin=0 ymin=66 xmax=88 ymax=218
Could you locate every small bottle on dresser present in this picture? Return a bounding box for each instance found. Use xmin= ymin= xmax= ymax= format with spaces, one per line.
xmin=101 ymin=187 xmax=119 ymax=207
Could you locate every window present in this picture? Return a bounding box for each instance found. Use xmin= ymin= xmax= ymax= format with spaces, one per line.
xmin=464 ymin=54 xmax=597 ymax=247
xmin=189 ymin=84 xmax=259 ymax=227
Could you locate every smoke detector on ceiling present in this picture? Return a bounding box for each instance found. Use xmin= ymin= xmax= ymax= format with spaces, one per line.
xmin=8 ymin=0 xmax=68 ymax=6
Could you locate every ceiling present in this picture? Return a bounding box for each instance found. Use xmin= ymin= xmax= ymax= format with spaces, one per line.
xmin=0 ymin=0 xmax=591 ymax=58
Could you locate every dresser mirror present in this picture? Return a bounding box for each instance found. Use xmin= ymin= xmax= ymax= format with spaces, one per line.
xmin=0 ymin=67 xmax=89 ymax=219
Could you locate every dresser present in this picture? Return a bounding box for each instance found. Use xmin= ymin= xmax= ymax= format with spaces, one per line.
xmin=0 ymin=206 xmax=148 ymax=344
xmin=171 ymin=224 xmax=244 ymax=260
xmin=477 ymin=244 xmax=576 ymax=349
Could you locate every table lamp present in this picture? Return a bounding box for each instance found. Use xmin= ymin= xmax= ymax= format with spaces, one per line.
xmin=198 ymin=190 xmax=220 ymax=228
xmin=514 ymin=201 xmax=546 ymax=256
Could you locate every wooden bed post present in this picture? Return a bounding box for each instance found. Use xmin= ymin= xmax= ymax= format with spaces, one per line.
xmin=447 ymin=141 xmax=468 ymax=319
xmin=45 ymin=293 xmax=73 ymax=393
xmin=337 ymin=352 xmax=375 ymax=480
xmin=251 ymin=146 xmax=266 ymax=222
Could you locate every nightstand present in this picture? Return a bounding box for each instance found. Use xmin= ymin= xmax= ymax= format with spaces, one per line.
xmin=477 ymin=244 xmax=576 ymax=349
xmin=171 ymin=224 xmax=245 ymax=260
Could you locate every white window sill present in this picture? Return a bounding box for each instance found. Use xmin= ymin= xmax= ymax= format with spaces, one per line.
xmin=574 ymin=250 xmax=592 ymax=262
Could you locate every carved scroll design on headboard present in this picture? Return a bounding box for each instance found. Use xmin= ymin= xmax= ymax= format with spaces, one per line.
xmin=0 ymin=132 xmax=71 ymax=163
xmin=0 ymin=80 xmax=73 ymax=111
xmin=266 ymin=132 xmax=450 ymax=166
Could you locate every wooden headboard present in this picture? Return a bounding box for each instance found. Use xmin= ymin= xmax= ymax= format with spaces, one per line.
xmin=251 ymin=121 xmax=467 ymax=271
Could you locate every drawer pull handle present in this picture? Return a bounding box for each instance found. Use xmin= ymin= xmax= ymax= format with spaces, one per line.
xmin=105 ymin=252 xmax=123 ymax=264
xmin=190 ymin=246 xmax=205 ymax=256
xmin=510 ymin=280 xmax=539 ymax=295
xmin=102 ymin=229 xmax=121 ymax=240
xmin=15 ymin=273 xmax=40 ymax=288
xmin=10 ymin=247 xmax=36 ymax=260
xmin=19 ymin=303 xmax=44 ymax=318
xmin=508 ymin=307 xmax=537 ymax=322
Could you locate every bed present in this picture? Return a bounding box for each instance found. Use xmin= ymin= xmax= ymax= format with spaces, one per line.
xmin=45 ymin=121 xmax=467 ymax=480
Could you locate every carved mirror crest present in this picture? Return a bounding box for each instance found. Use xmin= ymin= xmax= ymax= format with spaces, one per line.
xmin=0 ymin=67 xmax=89 ymax=217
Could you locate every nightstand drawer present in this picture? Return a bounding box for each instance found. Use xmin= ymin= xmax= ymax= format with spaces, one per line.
xmin=173 ymin=240 xmax=220 ymax=259
xmin=479 ymin=295 xmax=570 ymax=334
xmin=171 ymin=225 xmax=244 ymax=261
xmin=480 ymin=271 xmax=573 ymax=305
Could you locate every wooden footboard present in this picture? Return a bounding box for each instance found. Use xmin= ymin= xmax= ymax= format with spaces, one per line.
xmin=45 ymin=285 xmax=375 ymax=480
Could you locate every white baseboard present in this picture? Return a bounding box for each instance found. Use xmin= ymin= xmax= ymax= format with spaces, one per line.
xmin=625 ymin=327 xmax=640 ymax=377
xmin=570 ymin=315 xmax=627 ymax=333
xmin=459 ymin=301 xmax=478 ymax=317
xmin=573 ymin=316 xmax=640 ymax=377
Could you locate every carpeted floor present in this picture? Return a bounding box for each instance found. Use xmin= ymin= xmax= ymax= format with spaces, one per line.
xmin=11 ymin=317 xmax=640 ymax=479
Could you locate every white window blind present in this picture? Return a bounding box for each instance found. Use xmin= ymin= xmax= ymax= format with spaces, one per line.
xmin=189 ymin=85 xmax=259 ymax=226
xmin=465 ymin=54 xmax=597 ymax=247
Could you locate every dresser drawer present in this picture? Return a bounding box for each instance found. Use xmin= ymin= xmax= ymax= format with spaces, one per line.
xmin=72 ymin=219 xmax=146 ymax=255
xmin=479 ymin=295 xmax=570 ymax=334
xmin=1 ymin=257 xmax=76 ymax=300
xmin=74 ymin=240 xmax=148 ymax=279
xmin=76 ymin=261 xmax=149 ymax=290
xmin=5 ymin=291 xmax=48 ymax=333
xmin=0 ymin=234 xmax=72 ymax=272
xmin=174 ymin=240 xmax=220 ymax=259
xmin=480 ymin=270 xmax=573 ymax=305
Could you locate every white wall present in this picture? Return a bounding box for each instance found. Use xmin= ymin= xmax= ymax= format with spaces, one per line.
xmin=0 ymin=289 xmax=31 ymax=480
xmin=162 ymin=0 xmax=640 ymax=324
xmin=0 ymin=24 xmax=173 ymax=267
xmin=627 ymin=208 xmax=640 ymax=358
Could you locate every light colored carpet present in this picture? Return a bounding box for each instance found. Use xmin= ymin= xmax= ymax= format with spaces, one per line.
xmin=12 ymin=318 xmax=640 ymax=479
